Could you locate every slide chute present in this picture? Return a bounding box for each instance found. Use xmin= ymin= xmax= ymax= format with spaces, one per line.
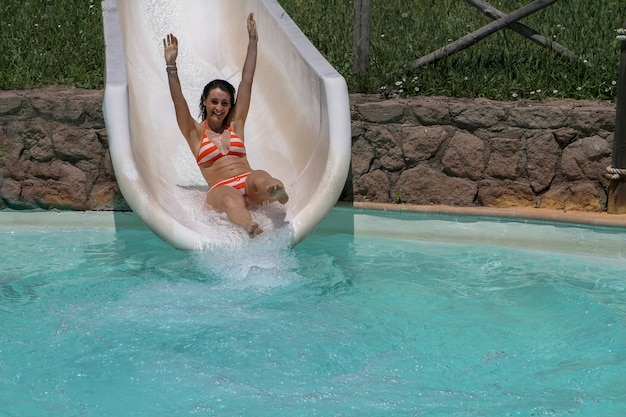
xmin=102 ymin=0 xmax=351 ymax=250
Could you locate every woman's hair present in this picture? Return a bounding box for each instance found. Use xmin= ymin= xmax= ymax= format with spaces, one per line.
xmin=199 ymin=79 xmax=236 ymax=121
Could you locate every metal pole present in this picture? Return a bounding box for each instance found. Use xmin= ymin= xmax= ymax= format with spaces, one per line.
xmin=607 ymin=20 xmax=626 ymax=214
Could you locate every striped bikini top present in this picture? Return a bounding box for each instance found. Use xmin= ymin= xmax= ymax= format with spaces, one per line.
xmin=197 ymin=123 xmax=246 ymax=166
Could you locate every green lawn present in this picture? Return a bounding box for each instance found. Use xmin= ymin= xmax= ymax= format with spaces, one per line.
xmin=1 ymin=0 xmax=624 ymax=101
xmin=0 ymin=0 xmax=103 ymax=89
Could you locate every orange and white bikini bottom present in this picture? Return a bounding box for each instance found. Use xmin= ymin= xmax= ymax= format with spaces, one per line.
xmin=209 ymin=172 xmax=251 ymax=197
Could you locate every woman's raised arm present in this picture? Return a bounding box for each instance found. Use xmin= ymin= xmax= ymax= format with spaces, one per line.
xmin=232 ymin=13 xmax=258 ymax=137
xmin=163 ymin=33 xmax=197 ymax=141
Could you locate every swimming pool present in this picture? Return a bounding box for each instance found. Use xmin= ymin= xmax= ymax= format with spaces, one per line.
xmin=1 ymin=207 xmax=625 ymax=416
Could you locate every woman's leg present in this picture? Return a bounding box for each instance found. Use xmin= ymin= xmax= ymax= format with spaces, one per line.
xmin=245 ymin=170 xmax=289 ymax=205
xmin=206 ymin=186 xmax=262 ymax=236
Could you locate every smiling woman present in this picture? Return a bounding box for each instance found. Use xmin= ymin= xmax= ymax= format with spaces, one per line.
xmin=162 ymin=16 xmax=289 ymax=237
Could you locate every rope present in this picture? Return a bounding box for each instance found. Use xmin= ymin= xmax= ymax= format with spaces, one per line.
xmin=610 ymin=29 xmax=626 ymax=178
xmin=606 ymin=166 xmax=626 ymax=180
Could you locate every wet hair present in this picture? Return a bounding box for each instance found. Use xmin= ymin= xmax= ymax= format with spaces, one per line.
xmin=199 ymin=79 xmax=236 ymax=122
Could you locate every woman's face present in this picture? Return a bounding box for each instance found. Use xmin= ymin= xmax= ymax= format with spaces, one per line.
xmin=204 ymin=88 xmax=232 ymax=126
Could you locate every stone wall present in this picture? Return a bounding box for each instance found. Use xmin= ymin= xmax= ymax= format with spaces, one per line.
xmin=0 ymin=88 xmax=617 ymax=212
xmin=349 ymin=94 xmax=616 ymax=212
xmin=0 ymin=87 xmax=127 ymax=210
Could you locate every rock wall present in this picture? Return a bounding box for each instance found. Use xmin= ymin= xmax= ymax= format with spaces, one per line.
xmin=0 ymin=87 xmax=127 ymax=210
xmin=0 ymin=88 xmax=616 ymax=212
xmin=349 ymin=94 xmax=615 ymax=212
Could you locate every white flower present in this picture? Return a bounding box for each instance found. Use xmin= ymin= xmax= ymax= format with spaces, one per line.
xmin=612 ymin=80 xmax=617 ymax=86
xmin=395 ymin=81 xmax=403 ymax=86
xmin=553 ymin=90 xmax=558 ymax=94
xmin=576 ymin=86 xmax=582 ymax=91
xmin=401 ymin=13 xmax=408 ymax=18
xmin=512 ymin=93 xmax=518 ymax=98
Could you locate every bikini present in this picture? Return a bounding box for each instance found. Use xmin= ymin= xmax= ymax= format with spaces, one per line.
xmin=197 ymin=122 xmax=250 ymax=196
xmin=197 ymin=122 xmax=246 ymax=165
xmin=209 ymin=173 xmax=250 ymax=197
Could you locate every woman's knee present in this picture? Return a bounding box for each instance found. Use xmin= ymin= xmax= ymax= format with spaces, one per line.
xmin=247 ymin=170 xmax=268 ymax=188
xmin=247 ymin=170 xmax=275 ymax=193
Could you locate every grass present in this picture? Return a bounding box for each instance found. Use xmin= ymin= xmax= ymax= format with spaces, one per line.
xmin=0 ymin=0 xmax=624 ymax=101
xmin=0 ymin=0 xmax=103 ymax=89
xmin=280 ymin=0 xmax=625 ymax=101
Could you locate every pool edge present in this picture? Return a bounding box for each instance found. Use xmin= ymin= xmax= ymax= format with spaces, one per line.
xmin=2 ymin=204 xmax=626 ymax=231
xmin=0 ymin=210 xmax=147 ymax=231
xmin=348 ymin=202 xmax=626 ymax=229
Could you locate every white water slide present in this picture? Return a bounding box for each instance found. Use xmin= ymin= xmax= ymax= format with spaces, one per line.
xmin=102 ymin=0 xmax=351 ymax=250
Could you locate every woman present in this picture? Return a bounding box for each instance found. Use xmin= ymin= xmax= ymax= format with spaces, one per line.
xmin=163 ymin=13 xmax=288 ymax=237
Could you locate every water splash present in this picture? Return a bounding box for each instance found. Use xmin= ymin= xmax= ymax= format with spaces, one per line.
xmin=192 ymin=211 xmax=299 ymax=290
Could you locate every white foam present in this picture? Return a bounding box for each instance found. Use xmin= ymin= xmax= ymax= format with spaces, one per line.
xmin=193 ymin=226 xmax=300 ymax=290
xmin=171 ymin=192 xmax=299 ymax=290
xmin=170 ymin=184 xmax=292 ymax=249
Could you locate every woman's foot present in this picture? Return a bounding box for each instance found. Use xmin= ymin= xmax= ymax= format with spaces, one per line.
xmin=246 ymin=221 xmax=263 ymax=237
xmin=267 ymin=183 xmax=289 ymax=204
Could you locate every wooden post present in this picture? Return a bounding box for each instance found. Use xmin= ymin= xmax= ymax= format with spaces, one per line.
xmin=353 ymin=0 xmax=371 ymax=76
xmin=464 ymin=0 xmax=591 ymax=67
xmin=607 ymin=20 xmax=626 ymax=214
xmin=410 ymin=0 xmax=558 ymax=69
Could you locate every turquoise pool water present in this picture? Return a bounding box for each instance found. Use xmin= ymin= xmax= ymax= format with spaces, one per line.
xmin=1 ymin=208 xmax=625 ymax=416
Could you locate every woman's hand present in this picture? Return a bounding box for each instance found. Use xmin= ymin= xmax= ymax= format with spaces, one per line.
xmin=247 ymin=13 xmax=258 ymax=42
xmin=163 ymin=33 xmax=178 ymax=65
